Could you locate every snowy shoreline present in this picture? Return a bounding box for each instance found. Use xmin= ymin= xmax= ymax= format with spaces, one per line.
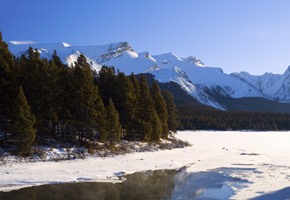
xmin=1 ymin=131 xmax=290 ymax=199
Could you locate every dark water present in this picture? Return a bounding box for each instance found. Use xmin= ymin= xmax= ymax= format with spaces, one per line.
xmin=0 ymin=167 xmax=252 ymax=200
xmin=0 ymin=170 xmax=176 ymax=200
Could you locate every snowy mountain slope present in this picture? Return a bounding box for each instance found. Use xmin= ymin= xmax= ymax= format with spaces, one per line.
xmin=8 ymin=41 xmax=288 ymax=109
xmin=150 ymin=53 xmax=271 ymax=109
xmin=152 ymin=53 xmax=268 ymax=98
xmin=231 ymin=67 xmax=290 ymax=102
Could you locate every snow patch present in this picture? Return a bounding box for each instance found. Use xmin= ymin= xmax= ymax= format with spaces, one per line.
xmin=124 ymin=50 xmax=138 ymax=58
xmin=62 ymin=42 xmax=71 ymax=47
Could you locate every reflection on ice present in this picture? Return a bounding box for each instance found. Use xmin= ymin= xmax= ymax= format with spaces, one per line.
xmin=170 ymin=167 xmax=251 ymax=200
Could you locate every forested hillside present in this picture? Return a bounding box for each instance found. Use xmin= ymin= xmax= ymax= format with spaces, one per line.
xmin=0 ymin=33 xmax=177 ymax=156
xmin=177 ymin=105 xmax=290 ymax=130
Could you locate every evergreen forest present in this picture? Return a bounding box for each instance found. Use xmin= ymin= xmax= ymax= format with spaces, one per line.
xmin=0 ymin=33 xmax=177 ymax=156
xmin=177 ymin=105 xmax=290 ymax=131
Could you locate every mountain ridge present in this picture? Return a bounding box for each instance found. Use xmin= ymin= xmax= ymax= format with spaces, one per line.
xmin=8 ymin=41 xmax=290 ymax=111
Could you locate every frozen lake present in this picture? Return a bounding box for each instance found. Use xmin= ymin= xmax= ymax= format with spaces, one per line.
xmin=1 ymin=131 xmax=290 ymax=199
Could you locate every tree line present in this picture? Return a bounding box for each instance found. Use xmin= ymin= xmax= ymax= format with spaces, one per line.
xmin=177 ymin=104 xmax=290 ymax=131
xmin=0 ymin=33 xmax=178 ymax=156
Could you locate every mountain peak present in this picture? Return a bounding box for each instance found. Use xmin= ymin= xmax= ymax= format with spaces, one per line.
xmin=183 ymin=56 xmax=204 ymax=67
xmin=96 ymin=42 xmax=134 ymax=63
xmin=154 ymin=53 xmax=183 ymax=64
xmin=108 ymin=42 xmax=133 ymax=52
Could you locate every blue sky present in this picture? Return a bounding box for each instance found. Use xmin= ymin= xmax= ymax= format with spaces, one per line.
xmin=1 ymin=0 xmax=290 ymax=75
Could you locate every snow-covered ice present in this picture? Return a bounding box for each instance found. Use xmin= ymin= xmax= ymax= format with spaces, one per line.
xmin=0 ymin=131 xmax=290 ymax=199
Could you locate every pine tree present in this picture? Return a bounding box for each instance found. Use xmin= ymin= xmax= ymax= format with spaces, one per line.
xmin=137 ymin=75 xmax=152 ymax=140
xmin=97 ymin=66 xmax=117 ymax=105
xmin=106 ymin=98 xmax=122 ymax=146
xmin=137 ymin=75 xmax=162 ymax=141
xmin=162 ymin=91 xmax=178 ymax=133
xmin=134 ymin=119 xmax=152 ymax=141
xmin=47 ymin=50 xmax=65 ymax=139
xmin=16 ymin=47 xmax=53 ymax=140
xmin=129 ymin=73 xmax=140 ymax=101
xmin=0 ymin=32 xmax=16 ymax=139
xmin=51 ymin=50 xmax=64 ymax=68
xmin=151 ymin=81 xmax=169 ymax=139
xmin=11 ymin=86 xmax=36 ymax=156
xmin=95 ymin=95 xmax=107 ymax=142
xmin=71 ymin=54 xmax=102 ymax=142
xmin=115 ymin=73 xmax=136 ymax=138
xmin=0 ymin=32 xmax=14 ymax=68
xmin=56 ymin=66 xmax=75 ymax=141
xmin=150 ymin=116 xmax=162 ymax=141
xmin=128 ymin=73 xmax=142 ymax=140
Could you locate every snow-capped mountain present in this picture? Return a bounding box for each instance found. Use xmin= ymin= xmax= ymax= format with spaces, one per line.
xmin=7 ymin=41 xmax=290 ymax=110
xmin=231 ymin=67 xmax=290 ymax=103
